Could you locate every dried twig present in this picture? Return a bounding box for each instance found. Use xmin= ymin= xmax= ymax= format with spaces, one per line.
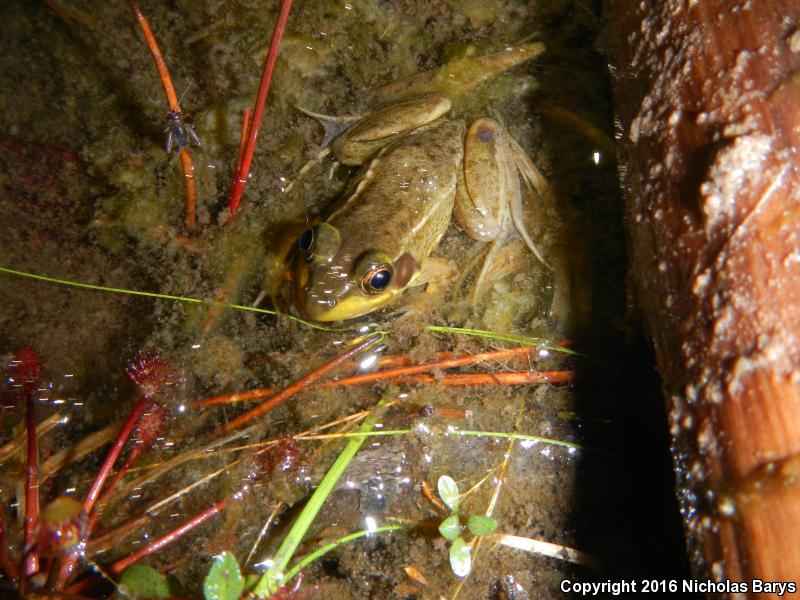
xmin=0 ymin=413 xmax=62 ymax=465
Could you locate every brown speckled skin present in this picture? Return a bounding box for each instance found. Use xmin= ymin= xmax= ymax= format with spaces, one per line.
xmin=296 ymin=120 xmax=465 ymax=321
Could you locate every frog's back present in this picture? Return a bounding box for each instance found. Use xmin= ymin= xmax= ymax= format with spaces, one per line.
xmin=327 ymin=120 xmax=465 ymax=264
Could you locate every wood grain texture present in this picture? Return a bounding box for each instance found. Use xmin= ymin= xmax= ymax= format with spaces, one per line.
xmin=604 ymin=0 xmax=800 ymax=587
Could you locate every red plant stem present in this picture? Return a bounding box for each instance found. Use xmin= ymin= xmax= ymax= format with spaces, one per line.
xmin=235 ymin=108 xmax=252 ymax=173
xmin=82 ymin=395 xmax=149 ymax=514
xmin=179 ymin=148 xmax=197 ymax=232
xmin=421 ymin=480 xmax=447 ymax=513
xmin=196 ymin=386 xmax=278 ymax=407
xmin=96 ymin=438 xmax=146 ymax=511
xmin=197 ymin=346 xmax=543 ymax=408
xmin=130 ymin=1 xmax=179 ymax=111
xmin=104 ymin=446 xmax=143 ymax=505
xmin=315 ymin=346 xmax=544 ymax=388
xmin=197 ymin=368 xmax=576 ymax=411
xmin=217 ymin=335 xmax=380 ymax=434
xmin=227 ymin=0 xmax=293 ymax=216
xmin=394 ymin=369 xmax=576 ymax=387
xmin=109 ymin=499 xmax=227 ymax=575
xmin=54 ymin=394 xmax=149 ymax=589
xmin=42 ymin=0 xmax=78 ymax=31
xmin=131 ymin=0 xmax=196 ymax=232
xmin=22 ymin=392 xmax=40 ymax=578
xmin=194 ymin=354 xmax=434 ymax=406
xmin=87 ymin=414 xmax=157 ymax=536
xmin=338 ymin=340 xmax=566 ymax=371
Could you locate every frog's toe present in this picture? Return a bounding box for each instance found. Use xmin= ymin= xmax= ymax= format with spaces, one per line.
xmin=296 ymin=105 xmax=363 ymax=148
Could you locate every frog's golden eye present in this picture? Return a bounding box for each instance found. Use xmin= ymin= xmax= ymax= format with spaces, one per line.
xmin=362 ymin=264 xmax=394 ymax=294
xmin=298 ymin=223 xmax=341 ymax=264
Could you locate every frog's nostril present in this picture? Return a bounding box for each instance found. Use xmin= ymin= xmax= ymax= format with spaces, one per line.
xmin=308 ymin=293 xmax=336 ymax=308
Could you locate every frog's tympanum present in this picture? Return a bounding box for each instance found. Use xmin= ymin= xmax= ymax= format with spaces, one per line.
xmin=292 ymin=94 xmax=548 ymax=322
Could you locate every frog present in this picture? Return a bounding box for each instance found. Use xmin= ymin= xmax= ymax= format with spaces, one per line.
xmin=290 ymin=93 xmax=549 ymax=322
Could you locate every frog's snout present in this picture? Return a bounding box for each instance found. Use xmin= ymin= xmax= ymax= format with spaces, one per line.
xmin=292 ymin=259 xmax=347 ymax=322
xmin=297 ymin=288 xmax=339 ymax=321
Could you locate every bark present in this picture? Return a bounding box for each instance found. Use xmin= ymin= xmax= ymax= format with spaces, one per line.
xmin=603 ymin=0 xmax=800 ymax=589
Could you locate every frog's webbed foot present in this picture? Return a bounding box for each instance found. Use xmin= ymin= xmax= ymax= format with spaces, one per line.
xmin=296 ymin=105 xmax=364 ymax=149
xmin=284 ymin=107 xmax=365 ymax=193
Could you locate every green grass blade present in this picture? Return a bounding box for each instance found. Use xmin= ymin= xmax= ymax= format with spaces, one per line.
xmin=298 ymin=428 xmax=612 ymax=456
xmin=281 ymin=525 xmax=406 ymax=586
xmin=426 ymin=324 xmax=618 ymax=369
xmin=0 ymin=266 xmax=348 ymax=332
xmin=425 ymin=325 xmax=573 ymax=355
xmin=253 ymin=398 xmax=388 ymax=597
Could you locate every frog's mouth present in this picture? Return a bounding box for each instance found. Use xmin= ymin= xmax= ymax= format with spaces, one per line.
xmin=293 ymin=259 xmax=396 ymax=322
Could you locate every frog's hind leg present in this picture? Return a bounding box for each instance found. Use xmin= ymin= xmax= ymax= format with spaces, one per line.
xmin=508 ymin=136 xmax=552 ymax=270
xmin=290 ymin=95 xmax=453 ymax=191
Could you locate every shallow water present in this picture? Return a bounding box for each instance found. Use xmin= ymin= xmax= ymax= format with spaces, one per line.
xmin=0 ymin=1 xmax=675 ymax=598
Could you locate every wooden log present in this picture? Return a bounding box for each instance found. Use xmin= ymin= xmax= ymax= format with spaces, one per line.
xmin=604 ymin=0 xmax=800 ymax=589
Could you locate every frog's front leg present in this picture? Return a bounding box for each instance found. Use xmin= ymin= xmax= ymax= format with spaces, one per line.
xmin=390 ymin=256 xmax=458 ymax=320
xmin=454 ymin=118 xmax=550 ymax=299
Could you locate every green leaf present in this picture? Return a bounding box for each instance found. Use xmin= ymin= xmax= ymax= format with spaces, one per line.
xmin=438 ymin=515 xmax=461 ymax=541
xmin=119 ymin=564 xmax=171 ymax=599
xmin=204 ymin=551 xmax=245 ymax=600
xmin=437 ymin=475 xmax=460 ymax=512
xmin=449 ymin=536 xmax=471 ymax=578
xmin=467 ymin=514 xmax=497 ymax=536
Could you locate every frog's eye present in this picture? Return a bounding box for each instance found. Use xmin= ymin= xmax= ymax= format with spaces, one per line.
xmin=298 ymin=223 xmax=341 ymax=263
xmin=298 ymin=228 xmax=314 ymax=259
xmin=362 ymin=264 xmax=394 ymax=294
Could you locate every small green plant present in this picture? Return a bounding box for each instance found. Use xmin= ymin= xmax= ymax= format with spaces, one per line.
xmin=119 ymin=564 xmax=186 ymax=599
xmin=436 ymin=475 xmax=498 ymax=578
xmin=203 ymin=551 xmax=246 ymax=600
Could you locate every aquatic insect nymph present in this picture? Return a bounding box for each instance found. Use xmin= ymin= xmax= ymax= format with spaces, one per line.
xmin=165 ymin=109 xmax=202 ymax=154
